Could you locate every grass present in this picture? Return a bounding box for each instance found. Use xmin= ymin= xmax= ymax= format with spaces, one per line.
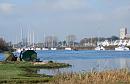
xmin=30 ymin=62 xmax=71 ymax=69
xmin=1 ymin=61 xmax=130 ymax=84
xmin=0 ymin=62 xmax=24 ymax=79
xmin=50 ymin=69 xmax=130 ymax=84
xmin=0 ymin=61 xmax=71 ymax=83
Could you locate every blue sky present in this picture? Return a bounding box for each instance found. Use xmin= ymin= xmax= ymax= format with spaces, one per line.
xmin=0 ymin=0 xmax=130 ymax=43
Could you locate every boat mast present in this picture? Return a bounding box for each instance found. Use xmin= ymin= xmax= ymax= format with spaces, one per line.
xmin=27 ymin=29 xmax=30 ymax=46
xmin=30 ymin=32 xmax=32 ymax=46
xmin=43 ymin=33 xmax=46 ymax=47
xmin=32 ymin=31 xmax=34 ymax=47
xmin=20 ymin=24 xmax=23 ymax=44
xmin=52 ymin=37 xmax=53 ymax=48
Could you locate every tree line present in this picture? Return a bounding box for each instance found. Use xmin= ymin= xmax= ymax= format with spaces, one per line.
xmin=0 ymin=38 xmax=12 ymax=52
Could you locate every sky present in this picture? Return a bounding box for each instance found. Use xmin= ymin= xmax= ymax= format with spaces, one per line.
xmin=0 ymin=0 xmax=130 ymax=43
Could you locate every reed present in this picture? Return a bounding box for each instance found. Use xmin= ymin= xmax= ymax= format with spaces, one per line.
xmin=50 ymin=69 xmax=129 ymax=84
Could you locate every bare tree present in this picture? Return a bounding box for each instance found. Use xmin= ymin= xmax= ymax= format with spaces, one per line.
xmin=45 ymin=36 xmax=58 ymax=48
xmin=0 ymin=38 xmax=7 ymax=51
xmin=66 ymin=35 xmax=76 ymax=46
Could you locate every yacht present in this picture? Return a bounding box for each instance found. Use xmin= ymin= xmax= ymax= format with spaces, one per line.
xmin=115 ymin=45 xmax=129 ymax=51
xmin=65 ymin=47 xmax=72 ymax=50
xmin=42 ymin=47 xmax=49 ymax=50
xmin=95 ymin=45 xmax=105 ymax=50
xmin=35 ymin=47 xmax=41 ymax=50
xmin=51 ymin=48 xmax=57 ymax=50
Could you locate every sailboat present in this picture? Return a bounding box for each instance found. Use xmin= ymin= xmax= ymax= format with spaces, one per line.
xmin=95 ymin=45 xmax=105 ymax=50
xmin=95 ymin=37 xmax=105 ymax=50
xmin=50 ymin=39 xmax=57 ymax=50
xmin=42 ymin=34 xmax=49 ymax=50
xmin=51 ymin=48 xmax=57 ymax=50
xmin=65 ymin=47 xmax=72 ymax=50
xmin=115 ymin=45 xmax=129 ymax=51
xmin=42 ymin=47 xmax=49 ymax=50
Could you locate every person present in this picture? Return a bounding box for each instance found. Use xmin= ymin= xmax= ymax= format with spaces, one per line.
xmin=5 ymin=52 xmax=17 ymax=61
xmin=19 ymin=49 xmax=25 ymax=61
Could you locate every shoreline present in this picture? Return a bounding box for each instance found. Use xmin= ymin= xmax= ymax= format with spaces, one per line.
xmin=0 ymin=61 xmax=130 ymax=84
xmin=0 ymin=61 xmax=71 ymax=83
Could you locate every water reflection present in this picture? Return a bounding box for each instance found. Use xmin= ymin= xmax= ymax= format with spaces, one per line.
xmin=119 ymin=58 xmax=128 ymax=69
xmin=38 ymin=58 xmax=130 ymax=75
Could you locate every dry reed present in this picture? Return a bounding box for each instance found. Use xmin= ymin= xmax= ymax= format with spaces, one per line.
xmin=49 ymin=69 xmax=130 ymax=84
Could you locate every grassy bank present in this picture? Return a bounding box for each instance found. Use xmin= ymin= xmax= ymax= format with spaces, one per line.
xmin=0 ymin=61 xmax=71 ymax=84
xmin=50 ymin=69 xmax=129 ymax=84
xmin=1 ymin=62 xmax=130 ymax=84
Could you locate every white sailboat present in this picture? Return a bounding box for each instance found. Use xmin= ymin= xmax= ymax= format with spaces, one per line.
xmin=35 ymin=47 xmax=41 ymax=50
xmin=42 ymin=34 xmax=49 ymax=50
xmin=51 ymin=48 xmax=57 ymax=50
xmin=95 ymin=37 xmax=105 ymax=50
xmin=50 ymin=37 xmax=57 ymax=50
xmin=95 ymin=45 xmax=105 ymax=50
xmin=115 ymin=45 xmax=129 ymax=51
xmin=65 ymin=39 xmax=72 ymax=50
xmin=65 ymin=47 xmax=72 ymax=50
xmin=42 ymin=47 xmax=49 ymax=50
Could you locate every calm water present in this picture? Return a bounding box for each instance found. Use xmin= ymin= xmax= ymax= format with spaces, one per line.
xmin=36 ymin=50 xmax=130 ymax=75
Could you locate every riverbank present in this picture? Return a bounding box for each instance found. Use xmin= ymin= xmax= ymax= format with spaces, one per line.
xmin=0 ymin=61 xmax=71 ymax=84
xmin=0 ymin=61 xmax=130 ymax=84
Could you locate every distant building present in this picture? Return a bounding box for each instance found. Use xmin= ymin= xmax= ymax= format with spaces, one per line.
xmin=120 ymin=28 xmax=127 ymax=39
xmin=126 ymin=34 xmax=130 ymax=39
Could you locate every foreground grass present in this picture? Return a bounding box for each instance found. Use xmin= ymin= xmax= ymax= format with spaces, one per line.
xmin=50 ymin=69 xmax=130 ymax=84
xmin=1 ymin=61 xmax=130 ymax=84
xmin=0 ymin=61 xmax=71 ymax=83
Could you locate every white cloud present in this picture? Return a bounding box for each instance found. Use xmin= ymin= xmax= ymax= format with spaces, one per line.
xmin=0 ymin=3 xmax=14 ymax=14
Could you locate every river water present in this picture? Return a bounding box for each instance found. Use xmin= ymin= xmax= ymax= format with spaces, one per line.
xmin=36 ymin=50 xmax=130 ymax=75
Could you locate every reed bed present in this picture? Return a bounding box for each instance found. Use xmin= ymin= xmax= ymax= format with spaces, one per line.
xmin=50 ymin=69 xmax=130 ymax=84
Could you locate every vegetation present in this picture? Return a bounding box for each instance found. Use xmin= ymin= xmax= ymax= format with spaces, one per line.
xmin=0 ymin=38 xmax=13 ymax=52
xmin=0 ymin=61 xmax=130 ymax=84
xmin=50 ymin=69 xmax=129 ymax=84
xmin=31 ymin=62 xmax=71 ymax=69
xmin=0 ymin=61 xmax=70 ymax=84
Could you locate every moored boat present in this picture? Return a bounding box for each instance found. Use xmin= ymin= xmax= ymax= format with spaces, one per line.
xmin=51 ymin=48 xmax=57 ymax=50
xmin=95 ymin=45 xmax=105 ymax=50
xmin=65 ymin=47 xmax=72 ymax=50
xmin=115 ymin=45 xmax=129 ymax=51
xmin=42 ymin=48 xmax=49 ymax=50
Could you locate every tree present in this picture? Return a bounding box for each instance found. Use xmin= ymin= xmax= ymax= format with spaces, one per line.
xmin=45 ymin=36 xmax=58 ymax=48
xmin=66 ymin=35 xmax=76 ymax=46
xmin=0 ymin=38 xmax=8 ymax=51
xmin=63 ymin=40 xmax=67 ymax=46
xmin=111 ymin=36 xmax=119 ymax=41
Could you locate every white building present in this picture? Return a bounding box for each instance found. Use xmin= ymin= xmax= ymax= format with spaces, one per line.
xmin=126 ymin=34 xmax=130 ymax=39
xmin=120 ymin=28 xmax=127 ymax=39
